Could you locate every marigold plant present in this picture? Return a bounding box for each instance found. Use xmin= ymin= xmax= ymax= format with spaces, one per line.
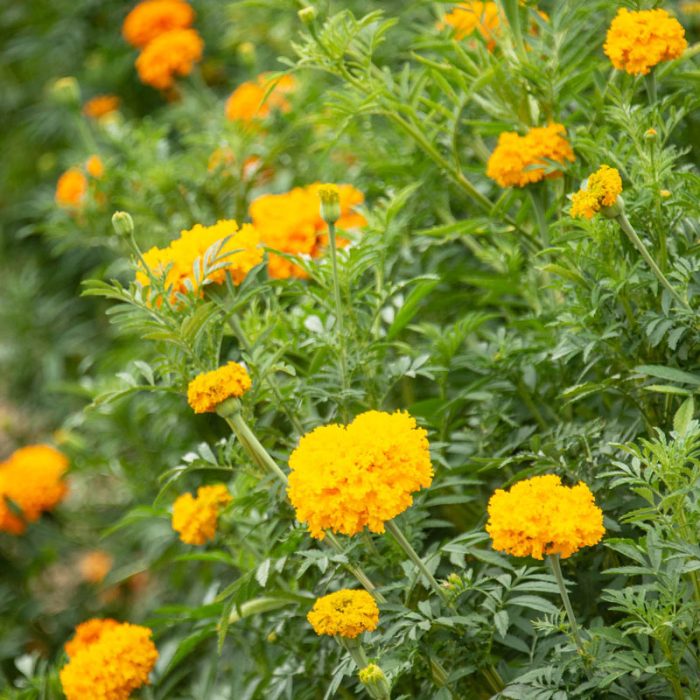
xmin=187 ymin=362 xmax=252 ymax=414
xmin=307 ymin=589 xmax=379 ymax=638
xmin=570 ymin=164 xmax=623 ymax=219
xmin=55 ymin=168 xmax=87 ymax=208
xmin=64 ymin=618 xmax=120 ymax=658
xmin=440 ymin=2 xmax=501 ymax=49
xmin=171 ymin=484 xmax=232 ymax=544
xmin=225 ymin=73 xmax=297 ymax=123
xmin=122 ymin=0 xmax=195 ymax=48
xmin=135 ymin=27 xmax=203 ymax=90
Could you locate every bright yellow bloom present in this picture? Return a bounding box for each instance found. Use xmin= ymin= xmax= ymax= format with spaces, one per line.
xmin=487 ymin=123 xmax=574 ymax=188
xmin=64 ymin=619 xmax=120 ymax=658
xmin=171 ymin=484 xmax=232 ymax=544
xmin=78 ymin=550 xmax=114 ymax=584
xmin=83 ymin=95 xmax=120 ymax=119
xmin=0 ymin=445 xmax=69 ymax=535
xmin=187 ymin=362 xmax=252 ymax=414
xmin=604 ymin=8 xmax=687 ymax=76
xmin=122 ymin=0 xmax=195 ymax=48
xmin=85 ymin=155 xmax=104 ymax=179
xmin=441 ymin=2 xmax=501 ymax=49
xmin=486 ymin=474 xmax=604 ymax=560
xmin=225 ymin=73 xmax=297 ymax=123
xmin=570 ymin=165 xmax=623 ymax=219
xmin=60 ymin=621 xmax=158 ymax=700
xmin=288 ymin=410 xmax=433 ymax=539
xmin=55 ymin=168 xmax=88 ymax=208
xmin=307 ymin=589 xmax=379 ymax=638
xmin=135 ymin=28 xmax=203 ymax=90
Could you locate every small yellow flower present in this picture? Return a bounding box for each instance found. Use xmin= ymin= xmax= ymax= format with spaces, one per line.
xmin=570 ymin=165 xmax=623 ymax=219
xmin=187 ymin=362 xmax=251 ymax=414
xmin=307 ymin=589 xmax=379 ymax=638
xmin=86 ymin=155 xmax=104 ymax=179
xmin=171 ymin=484 xmax=232 ymax=545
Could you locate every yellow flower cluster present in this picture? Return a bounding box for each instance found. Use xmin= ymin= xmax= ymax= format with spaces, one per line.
xmin=136 ymin=219 xmax=263 ymax=300
xmin=60 ymin=620 xmax=158 ymax=700
xmin=441 ymin=2 xmax=501 ymax=50
xmin=249 ymin=183 xmax=366 ymax=279
xmin=225 ymin=73 xmax=297 ymax=123
xmin=186 ymin=361 xmax=252 ymax=414
xmin=570 ymin=165 xmax=623 ymax=219
xmin=486 ymin=474 xmax=605 ymax=560
xmin=287 ymin=411 xmax=433 ymax=539
xmin=171 ymin=484 xmax=232 ymax=545
xmin=487 ymin=123 xmax=575 ymax=188
xmin=307 ymin=589 xmax=379 ymax=638
xmin=0 ymin=445 xmax=69 ymax=535
xmin=604 ymin=8 xmax=687 ymax=76
xmin=83 ymin=95 xmax=120 ymax=120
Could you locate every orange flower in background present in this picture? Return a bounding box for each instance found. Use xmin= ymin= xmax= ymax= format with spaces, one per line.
xmin=604 ymin=8 xmax=687 ymax=75
xmin=135 ymin=28 xmax=203 ymax=90
xmin=441 ymin=2 xmax=502 ymax=49
xmin=187 ymin=362 xmax=252 ymax=414
xmin=55 ymin=168 xmax=88 ymax=208
xmin=122 ymin=0 xmax=195 ymax=48
xmin=307 ymin=589 xmax=379 ymax=638
xmin=225 ymin=73 xmax=297 ymax=123
xmin=85 ymin=155 xmax=104 ymax=179
xmin=0 ymin=445 xmax=69 ymax=535
xmin=171 ymin=484 xmax=232 ymax=545
xmin=570 ymin=165 xmax=623 ymax=219
xmin=78 ymin=550 xmax=114 ymax=584
xmin=83 ymin=95 xmax=120 ymax=119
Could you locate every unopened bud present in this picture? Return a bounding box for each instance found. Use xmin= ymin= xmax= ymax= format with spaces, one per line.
xmin=318 ymin=184 xmax=341 ymax=225
xmin=238 ymin=41 xmax=256 ymax=65
xmin=600 ymin=195 xmax=624 ymax=219
xmin=660 ymin=189 xmax=672 ymax=199
xmin=112 ymin=211 xmax=134 ymax=238
xmin=644 ymin=128 xmax=657 ymax=141
xmin=50 ymin=77 xmax=80 ymax=107
xmin=298 ymin=6 xmax=317 ymax=25
xmin=216 ymin=397 xmax=242 ymax=418
xmin=358 ymin=664 xmax=391 ymax=700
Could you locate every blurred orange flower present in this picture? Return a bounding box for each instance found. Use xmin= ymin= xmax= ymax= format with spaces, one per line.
xmin=123 ymin=0 xmax=195 ymax=48
xmin=78 ymin=550 xmax=114 ymax=584
xmin=135 ymin=28 xmax=204 ymax=90
xmin=225 ymin=73 xmax=297 ymax=123
xmin=55 ymin=168 xmax=88 ymax=208
xmin=83 ymin=95 xmax=120 ymax=119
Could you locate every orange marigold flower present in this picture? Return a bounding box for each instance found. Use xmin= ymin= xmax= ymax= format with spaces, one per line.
xmin=187 ymin=361 xmax=252 ymax=414
xmin=85 ymin=155 xmax=104 ymax=179
xmin=135 ymin=28 xmax=203 ymax=90
xmin=0 ymin=445 xmax=69 ymax=535
xmin=486 ymin=474 xmax=605 ymax=560
xmin=225 ymin=73 xmax=297 ymax=123
xmin=570 ymin=165 xmax=623 ymax=219
xmin=171 ymin=484 xmax=232 ymax=544
xmin=307 ymin=589 xmax=379 ymax=638
xmin=123 ymin=0 xmax=195 ymax=48
xmin=487 ymin=123 xmax=574 ymax=188
xmin=78 ymin=550 xmax=114 ymax=584
xmin=441 ymin=2 xmax=502 ymax=49
xmin=64 ymin=619 xmax=120 ymax=658
xmin=604 ymin=8 xmax=687 ymax=76
xmin=60 ymin=621 xmax=158 ymax=700
xmin=83 ymin=95 xmax=120 ymax=119
xmin=287 ymin=410 xmax=433 ymax=539
xmin=55 ymin=168 xmax=88 ymax=208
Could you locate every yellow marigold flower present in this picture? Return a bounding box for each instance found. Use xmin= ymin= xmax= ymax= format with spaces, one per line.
xmin=64 ymin=618 xmax=120 ymax=658
xmin=122 ymin=0 xmax=195 ymax=48
xmin=55 ymin=168 xmax=87 ymax=208
xmin=83 ymin=95 xmax=120 ymax=119
xmin=0 ymin=445 xmax=69 ymax=535
xmin=604 ymin=8 xmax=687 ymax=76
xmin=60 ymin=621 xmax=158 ymax=700
xmin=570 ymin=165 xmax=623 ymax=219
xmin=307 ymin=589 xmax=379 ymax=638
xmin=171 ymin=484 xmax=232 ymax=544
xmin=225 ymin=73 xmax=297 ymax=123
xmin=135 ymin=27 xmax=203 ymax=90
xmin=487 ymin=123 xmax=575 ymax=188
xmin=441 ymin=2 xmax=501 ymax=49
xmin=78 ymin=550 xmax=113 ymax=584
xmin=288 ymin=411 xmax=433 ymax=539
xmin=85 ymin=155 xmax=104 ymax=179
xmin=187 ymin=362 xmax=251 ymax=414
xmin=486 ymin=474 xmax=604 ymax=560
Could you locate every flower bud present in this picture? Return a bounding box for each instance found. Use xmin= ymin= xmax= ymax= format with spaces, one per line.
xmin=238 ymin=41 xmax=256 ymax=66
xmin=318 ymin=184 xmax=341 ymax=225
xmin=660 ymin=189 xmax=672 ymax=199
xmin=112 ymin=211 xmax=134 ymax=238
xmin=644 ymin=128 xmax=657 ymax=141
xmin=298 ymin=6 xmax=317 ymax=25
xmin=49 ymin=77 xmax=80 ymax=107
xmin=358 ymin=664 xmax=391 ymax=700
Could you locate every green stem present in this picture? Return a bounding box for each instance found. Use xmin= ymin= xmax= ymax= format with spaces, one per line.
xmin=548 ymin=555 xmax=585 ymax=654
xmin=528 ymin=187 xmax=550 ymax=249
xmin=327 ymin=220 xmax=350 ymax=404
xmin=227 ymin=596 xmax=292 ymax=623
xmin=645 ymin=71 xmax=657 ymax=105
xmin=339 ymin=637 xmax=369 ymax=670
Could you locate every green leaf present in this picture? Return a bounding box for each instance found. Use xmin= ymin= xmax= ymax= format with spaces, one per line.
xmin=635 ymin=365 xmax=700 ymax=386
xmin=673 ymin=396 xmax=695 ymax=436
xmin=387 ymin=277 xmax=439 ymax=340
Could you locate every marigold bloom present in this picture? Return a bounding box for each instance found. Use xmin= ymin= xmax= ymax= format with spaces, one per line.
xmin=78 ymin=550 xmax=113 ymax=584
xmin=487 ymin=123 xmax=574 ymax=188
xmin=0 ymin=445 xmax=69 ymax=535
xmin=225 ymin=73 xmax=297 ymax=123
xmin=288 ymin=410 xmax=433 ymax=539
xmin=122 ymin=0 xmax=195 ymax=48
xmin=570 ymin=165 xmax=623 ymax=219
xmin=60 ymin=621 xmax=158 ymax=700
xmin=135 ymin=28 xmax=203 ymax=90
xmin=441 ymin=2 xmax=501 ymax=49
xmin=187 ymin=362 xmax=251 ymax=414
xmin=85 ymin=155 xmax=104 ymax=179
xmin=171 ymin=484 xmax=232 ymax=544
xmin=55 ymin=168 xmax=88 ymax=208
xmin=307 ymin=589 xmax=379 ymax=638
xmin=64 ymin=619 xmax=120 ymax=658
xmin=486 ymin=474 xmax=604 ymax=560
xmin=83 ymin=95 xmax=120 ymax=119
xmin=604 ymin=8 xmax=687 ymax=76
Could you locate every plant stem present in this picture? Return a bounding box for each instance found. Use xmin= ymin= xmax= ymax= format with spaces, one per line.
xmin=528 ymin=187 xmax=550 ymax=249
xmin=339 ymin=637 xmax=369 ymax=670
xmin=548 ymin=554 xmax=585 ymax=654
xmin=227 ymin=596 xmax=292 ymax=623
xmin=645 ymin=71 xmax=657 ymax=104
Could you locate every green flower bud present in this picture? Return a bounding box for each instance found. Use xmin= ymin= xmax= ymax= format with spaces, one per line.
xmin=112 ymin=211 xmax=134 ymax=238
xmin=298 ymin=6 xmax=317 ymax=25
xmin=359 ymin=664 xmax=391 ymax=700
xmin=318 ymin=184 xmax=341 ymax=225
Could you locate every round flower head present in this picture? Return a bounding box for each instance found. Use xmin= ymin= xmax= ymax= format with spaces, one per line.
xmin=487 ymin=123 xmax=574 ymax=188
xmin=64 ymin=618 xmax=120 ymax=658
xmin=307 ymin=589 xmax=379 ymax=638
xmin=135 ymin=28 xmax=203 ymax=90
xmin=60 ymin=621 xmax=158 ymax=700
xmin=187 ymin=362 xmax=252 ymax=414
xmin=85 ymin=155 xmax=104 ymax=179
xmin=122 ymin=0 xmax=195 ymax=48
xmin=604 ymin=8 xmax=687 ymax=76
xmin=55 ymin=168 xmax=87 ymax=208
xmin=225 ymin=73 xmax=297 ymax=123
xmin=486 ymin=474 xmax=604 ymax=560
xmin=171 ymin=484 xmax=232 ymax=545
xmin=83 ymin=95 xmax=120 ymax=119
xmin=570 ymin=165 xmax=623 ymax=219
xmin=287 ymin=410 xmax=433 ymax=539
xmin=440 ymin=2 xmax=502 ymax=50
xmin=78 ymin=550 xmax=113 ymax=584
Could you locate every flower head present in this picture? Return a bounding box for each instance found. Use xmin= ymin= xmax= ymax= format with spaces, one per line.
xmin=55 ymin=169 xmax=88 ymax=208
xmin=441 ymin=2 xmax=502 ymax=49
xmin=171 ymin=484 xmax=232 ymax=544
xmin=288 ymin=410 xmax=433 ymax=539
xmin=86 ymin=155 xmax=104 ymax=179
xmin=78 ymin=550 xmax=114 ymax=584
xmin=123 ymin=0 xmax=195 ymax=48
xmin=487 ymin=123 xmax=574 ymax=188
xmin=307 ymin=589 xmax=379 ymax=638
xmin=225 ymin=73 xmax=297 ymax=123
xmin=187 ymin=362 xmax=252 ymax=414
xmin=604 ymin=8 xmax=687 ymax=75
xmin=570 ymin=165 xmax=623 ymax=219
xmin=64 ymin=619 xmax=120 ymax=658
xmin=135 ymin=28 xmax=203 ymax=90
xmin=486 ymin=474 xmax=604 ymax=560
xmin=83 ymin=95 xmax=120 ymax=119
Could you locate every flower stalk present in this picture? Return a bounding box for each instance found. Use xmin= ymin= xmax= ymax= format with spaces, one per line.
xmin=548 ymin=554 xmax=585 ymax=654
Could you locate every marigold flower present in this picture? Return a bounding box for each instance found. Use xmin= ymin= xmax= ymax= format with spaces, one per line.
xmin=83 ymin=95 xmax=120 ymax=119
xmin=225 ymin=73 xmax=297 ymax=123
xmin=187 ymin=362 xmax=252 ymax=414
xmin=55 ymin=168 xmax=88 ymax=208
xmin=288 ymin=410 xmax=433 ymax=539
xmin=78 ymin=550 xmax=113 ymax=584
xmin=171 ymin=484 xmax=232 ymax=544
xmin=441 ymin=2 xmax=501 ymax=49
xmin=85 ymin=155 xmax=104 ymax=179
xmin=487 ymin=123 xmax=574 ymax=188
xmin=604 ymin=8 xmax=687 ymax=76
xmin=307 ymin=589 xmax=379 ymax=638
xmin=60 ymin=620 xmax=158 ymax=700
xmin=64 ymin=618 xmax=120 ymax=658
xmin=570 ymin=165 xmax=623 ymax=219
xmin=135 ymin=28 xmax=203 ymax=90
xmin=123 ymin=0 xmax=195 ymax=48
xmin=486 ymin=474 xmax=605 ymax=560
xmin=0 ymin=445 xmax=69 ymax=535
